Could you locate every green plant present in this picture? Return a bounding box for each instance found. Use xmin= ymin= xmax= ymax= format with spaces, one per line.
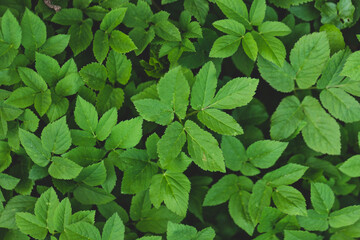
xmin=0 ymin=0 xmax=360 ymax=239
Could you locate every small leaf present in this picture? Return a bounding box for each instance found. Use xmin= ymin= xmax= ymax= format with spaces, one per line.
xmin=247 ymin=140 xmax=288 ymax=169
xmin=258 ymin=21 xmax=292 ymax=36
xmin=39 ymin=34 xmax=70 ymax=57
xmin=18 ymin=67 xmax=47 ymax=92
xmin=229 ymin=191 xmax=255 ymax=235
xmin=2 ymin=10 xmax=22 ymax=48
xmin=52 ymin=8 xmax=83 ymax=25
xmin=339 ymin=155 xmax=360 ymax=177
xmin=329 ymin=205 xmax=360 ymax=228
xmin=106 ymin=50 xmax=132 ymax=85
xmin=272 ymin=185 xmax=307 ymax=216
xmin=203 ymin=174 xmax=238 ymax=206
xmin=102 ymin=213 xmax=125 ymax=240
xmin=109 ymin=30 xmax=137 ymax=53
xmin=21 ymin=8 xmax=46 ymax=50
xmin=96 ymin=108 xmax=117 ymax=141
xmin=263 ymin=163 xmax=308 ymax=187
xmin=242 ymin=32 xmax=258 ymax=61
xmin=209 ymin=35 xmax=241 ymax=58
xmin=74 ymin=96 xmax=98 ymax=134
xmin=73 ymin=185 xmax=115 ymax=205
xmin=93 ymin=30 xmax=109 ymax=63
xmin=212 ymin=19 xmax=245 ymax=36
xmin=133 ymin=99 xmax=174 ymax=126
xmin=310 ymin=182 xmax=335 ymax=214
xmin=41 ymin=117 xmax=72 ymax=154
xmin=249 ymin=0 xmax=266 ymax=26
xmin=100 ymin=8 xmax=127 ymax=33
xmin=48 ymin=157 xmax=83 ymax=180
xmin=15 ymin=212 xmax=47 ymax=239
xmin=80 ymin=63 xmax=107 ymax=90
xmin=34 ymin=89 xmax=52 ymax=117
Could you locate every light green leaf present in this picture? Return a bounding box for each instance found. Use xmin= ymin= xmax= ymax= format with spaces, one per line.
xmin=290 ymin=32 xmax=330 ymax=89
xmin=157 ymin=67 xmax=190 ymax=119
xmin=320 ymin=88 xmax=360 ymax=123
xmin=109 ymin=30 xmax=137 ymax=53
xmin=93 ymin=30 xmax=109 ymax=64
xmin=341 ymin=50 xmax=360 ymax=79
xmin=301 ymin=96 xmax=341 ymax=155
xmin=242 ymin=32 xmax=258 ymax=61
xmin=166 ymin=221 xmax=197 ymax=240
xmin=215 ymin=0 xmax=250 ymax=28
xmin=21 ymin=8 xmax=46 ymax=50
xmin=55 ymin=73 xmax=83 ymax=97
xmin=203 ymin=174 xmax=239 ymax=206
xmin=157 ymin=122 xmax=186 ymax=166
xmin=68 ymin=19 xmax=93 ymax=56
xmin=102 ymin=213 xmax=125 ymax=240
xmin=96 ymin=108 xmax=117 ymax=141
xmin=185 ymin=120 xmax=225 ymax=172
xmin=257 ymin=56 xmax=295 ymax=93
xmin=209 ymin=77 xmax=259 ymax=109
xmin=52 ymin=8 xmax=83 ymax=25
xmin=133 ymin=99 xmax=174 ymax=126
xmin=73 ymin=185 xmax=115 ymax=205
xmin=48 ymin=157 xmax=83 ymax=180
xmin=80 ymin=62 xmax=107 ymax=90
xmin=53 ymin=198 xmax=72 ymax=232
xmin=297 ymin=210 xmax=329 ymax=231
xmin=221 ymin=136 xmax=247 ymax=171
xmin=190 ymin=61 xmax=217 ymax=110
xmin=63 ymin=222 xmax=101 ymax=240
xmin=258 ymin=21 xmax=292 ymax=36
xmin=249 ymin=0 xmax=266 ymax=26
xmin=34 ymin=89 xmax=51 ymax=117
xmin=106 ymin=50 xmax=132 ymax=85
xmin=18 ymin=67 xmax=47 ymax=92
xmin=311 ymin=182 xmax=335 ymax=214
xmin=100 ymin=8 xmax=127 ymax=33
xmin=19 ymin=128 xmax=50 ymax=167
xmin=209 ymin=35 xmax=241 ymax=58
xmin=105 ymin=117 xmax=143 ymax=150
xmin=5 ymin=87 xmax=36 ymax=108
xmin=184 ymin=0 xmax=209 ymax=25
xmin=272 ymin=185 xmax=307 ymax=216
xmin=2 ymin=10 xmax=22 ymax=48
xmin=284 ymin=230 xmax=322 ymax=240
xmin=15 ymin=212 xmax=47 ymax=240
xmin=74 ymin=96 xmax=98 ymax=134
xmin=0 ymin=173 xmax=20 ymax=190
xmin=34 ymin=187 xmax=59 ymax=233
xmin=263 ymin=163 xmax=308 ymax=187
xmin=212 ymin=19 xmax=245 ymax=36
xmin=41 ymin=117 xmax=71 ymax=154
xmin=35 ymin=52 xmax=61 ymax=87
xmin=38 ymin=34 xmax=70 ymax=57
xmin=247 ymin=140 xmax=288 ymax=169
xmin=229 ymin=191 xmax=255 ymax=235
xmin=339 ymin=155 xmax=360 ymax=177
xmin=329 ymin=205 xmax=360 ymax=228
xmin=154 ymin=21 xmax=181 ymax=42
xmin=197 ymin=109 xmax=243 ymax=136
xmin=76 ymin=161 xmax=107 ymax=186
xmin=248 ymin=180 xmax=272 ymax=225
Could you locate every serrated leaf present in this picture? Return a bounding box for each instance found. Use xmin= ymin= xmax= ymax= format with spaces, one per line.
xmin=93 ymin=30 xmax=109 ymax=64
xmin=133 ymin=99 xmax=174 ymax=126
xmin=249 ymin=0 xmax=266 ymax=26
xmin=263 ymin=163 xmax=308 ymax=187
xmin=54 ymin=198 xmax=72 ymax=233
xmin=96 ymin=108 xmax=117 ymax=141
xmin=73 ymin=185 xmax=115 ymax=205
xmin=18 ymin=67 xmax=47 ymax=92
xmin=74 ymin=96 xmax=98 ymax=134
xmin=106 ymin=50 xmax=132 ymax=85
xmin=341 ymin=51 xmax=360 ymax=80
xmin=15 ymin=212 xmax=47 ymax=239
xmin=215 ymin=0 xmax=250 ymax=28
xmin=39 ymin=34 xmax=70 ymax=57
xmin=339 ymin=155 xmax=360 ymax=177
xmin=100 ymin=8 xmax=127 ymax=33
xmin=109 ymin=30 xmax=137 ymax=53
xmin=284 ymin=230 xmax=322 ymax=240
xmin=63 ymin=221 xmax=101 ymax=240
xmin=68 ymin=19 xmax=93 ymax=56
xmin=329 ymin=205 xmax=360 ymax=228
xmin=52 ymin=8 xmax=83 ymax=25
xmin=221 ymin=136 xmax=247 ymax=171
xmin=272 ymin=185 xmax=307 ymax=216
xmin=184 ymin=0 xmax=209 ymax=25
xmin=213 ymin=19 xmax=245 ymax=36
xmin=209 ymin=35 xmax=241 ymax=58
xmin=80 ymin=62 xmax=107 ymax=90
xmin=5 ymin=87 xmax=36 ymax=108
xmin=48 ymin=157 xmax=83 ymax=180
xmin=166 ymin=221 xmax=197 ymax=240
xmin=102 ymin=213 xmax=125 ymax=240
xmin=185 ymin=120 xmax=225 ymax=172
xmin=203 ymin=174 xmax=238 ymax=206
xmin=34 ymin=89 xmax=52 ymax=117
xmin=229 ymin=191 xmax=255 ymax=235
xmin=154 ymin=21 xmax=181 ymax=42
xmin=34 ymin=187 xmax=59 ymax=233
xmin=248 ymin=180 xmax=272 ymax=225
xmin=76 ymin=161 xmax=107 ymax=186
xmin=242 ymin=32 xmax=258 ymax=61
xmin=41 ymin=117 xmax=71 ymax=154
xmin=2 ymin=10 xmax=22 ymax=48
xmin=259 ymin=21 xmax=292 ymax=36
xmin=310 ymin=182 xmax=335 ymax=214
xmin=21 ymin=8 xmax=46 ymax=50
xmin=247 ymin=140 xmax=288 ymax=169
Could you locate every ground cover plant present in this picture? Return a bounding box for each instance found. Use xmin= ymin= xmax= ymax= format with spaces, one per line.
xmin=0 ymin=0 xmax=360 ymax=239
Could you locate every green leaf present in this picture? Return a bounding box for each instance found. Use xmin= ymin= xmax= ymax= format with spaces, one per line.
xmin=209 ymin=77 xmax=259 ymax=109
xmin=229 ymin=191 xmax=255 ymax=235
xmin=76 ymin=161 xmax=107 ymax=186
xmin=320 ymin=88 xmax=360 ymax=123
xmin=297 ymin=210 xmax=329 ymax=231
xmin=166 ymin=221 xmax=197 ymax=239
xmin=102 ymin=213 xmax=125 ymax=240
xmin=80 ymin=63 xmax=107 ymax=90
xmin=329 ymin=205 xmax=360 ymax=228
xmin=73 ymin=0 xmax=92 ymax=8
xmin=55 ymin=73 xmax=83 ymax=97
xmin=310 ymin=182 xmax=335 ymax=214
xmin=68 ymin=19 xmax=93 ymax=56
xmin=284 ymin=230 xmax=322 ymax=240
xmin=154 ymin=21 xmax=181 ymax=42
xmin=21 ymin=8 xmax=46 ymax=50
xmin=74 ymin=96 xmax=98 ymax=134
xmin=203 ymin=174 xmax=238 ymax=206
xmin=248 ymin=180 xmax=272 ymax=225
xmin=197 ymin=109 xmax=243 ymax=136
xmin=215 ymin=0 xmax=250 ymax=28
xmin=0 ymin=42 xmax=18 ymax=69
xmin=249 ymin=0 xmax=266 ymax=26
xmin=157 ymin=67 xmax=190 ymax=119
xmin=100 ymin=8 xmax=127 ymax=33
xmin=133 ymin=99 xmax=174 ymax=126
xmin=252 ymin=31 xmax=286 ymax=67
xmin=257 ymin=56 xmax=295 ymax=93
xmin=339 ymin=155 xmax=360 ymax=177
xmin=15 ymin=212 xmax=47 ymax=239
xmin=263 ymin=163 xmax=308 ymax=187
xmin=301 ymin=96 xmax=341 ymax=155
xmin=209 ymin=35 xmax=241 ymax=58
xmin=53 ymin=198 xmax=72 ymax=232
xmin=190 ymin=61 xmax=217 ymax=110
xmin=221 ymin=136 xmax=247 ymax=171
xmin=38 ymin=34 xmax=70 ymax=57
xmin=48 ymin=157 xmax=83 ymax=180
xmin=41 ymin=117 xmax=71 ymax=154
xmin=0 ymin=173 xmax=20 ymax=190
xmin=52 ymin=8 xmax=83 ymax=25
xmin=106 ymin=50 xmax=132 ymax=85
xmin=96 ymin=108 xmax=117 ymax=141
xmin=34 ymin=187 xmax=59 ymax=233
xmin=19 ymin=128 xmax=50 ymax=167
xmin=157 ymin=122 xmax=186 ymax=165
xmin=35 ymin=52 xmax=61 ymax=87
xmin=73 ymin=185 xmax=115 ymax=205
xmin=184 ymin=0 xmax=209 ymax=25
xmin=109 ymin=30 xmax=137 ymax=53
xmin=5 ymin=87 xmax=36 ymax=108
xmin=129 ymin=27 xmax=155 ymax=56
xmin=341 ymin=51 xmax=360 ymax=80
xmin=18 ymin=67 xmax=47 ymax=92
xmin=35 ymin=89 xmax=52 ymax=117
xmin=272 ymin=185 xmax=307 ymax=216
xmin=185 ymin=120 xmax=225 ymax=172
xmin=96 ymin=85 xmax=124 ymax=115
xmin=2 ymin=10 xmax=22 ymax=48
xmin=105 ymin=117 xmax=143 ymax=150
xmin=93 ymin=30 xmax=109 ymax=64
xmin=258 ymin=21 xmax=292 ymax=36
xmin=213 ymin=19 xmax=245 ymax=36
xmin=242 ymin=32 xmax=258 ymax=61
xmin=247 ymin=140 xmax=288 ymax=169
xmin=149 ymin=172 xmax=191 ymax=216
xmin=63 ymin=222 xmax=101 ymax=240
xmin=290 ymin=32 xmax=330 ymax=89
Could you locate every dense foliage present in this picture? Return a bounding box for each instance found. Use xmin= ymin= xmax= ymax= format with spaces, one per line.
xmin=0 ymin=0 xmax=360 ymax=239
